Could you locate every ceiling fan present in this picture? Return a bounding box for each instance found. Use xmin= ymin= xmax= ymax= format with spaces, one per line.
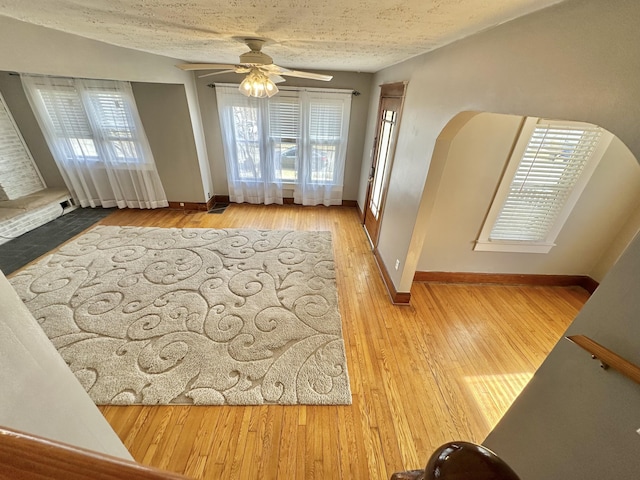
xmin=176 ymin=38 xmax=333 ymax=98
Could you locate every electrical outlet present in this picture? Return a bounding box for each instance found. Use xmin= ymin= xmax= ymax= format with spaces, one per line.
xmin=395 ymin=259 xmax=400 ymax=270
xmin=636 ymin=427 xmax=640 ymax=436
xmin=179 ymin=202 xmax=184 ymax=207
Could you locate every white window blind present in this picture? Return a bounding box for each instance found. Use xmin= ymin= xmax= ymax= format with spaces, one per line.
xmin=269 ymin=98 xmax=299 ymax=139
xmin=39 ymin=87 xmax=92 ymax=138
xmin=0 ymin=91 xmax=44 ymax=200
xmin=490 ymin=123 xmax=602 ymax=241
xmin=475 ymin=118 xmax=612 ymax=253
xmin=310 ymin=101 xmax=343 ymax=140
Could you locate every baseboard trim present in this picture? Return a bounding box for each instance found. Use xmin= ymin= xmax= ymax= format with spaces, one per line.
xmin=413 ymin=271 xmax=599 ymax=294
xmin=214 ymin=197 xmax=358 ymax=207
xmin=373 ymin=248 xmax=411 ymax=305
xmin=579 ymin=276 xmax=600 ymax=295
xmin=167 ymin=201 xmax=208 ymax=211
xmin=213 ymin=195 xmax=230 ymax=204
xmin=170 ymin=198 xmax=359 ymax=210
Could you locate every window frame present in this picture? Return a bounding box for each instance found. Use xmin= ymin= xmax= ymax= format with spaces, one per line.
xmin=474 ymin=117 xmax=613 ymax=254
xmin=32 ymin=82 xmax=148 ymax=167
xmin=217 ymin=85 xmax=351 ymax=187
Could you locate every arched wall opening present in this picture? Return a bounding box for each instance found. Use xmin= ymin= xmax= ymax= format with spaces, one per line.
xmin=413 ymin=111 xmax=640 ymax=283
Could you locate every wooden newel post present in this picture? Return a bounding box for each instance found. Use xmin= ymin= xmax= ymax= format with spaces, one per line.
xmin=391 ymin=441 xmax=520 ymax=480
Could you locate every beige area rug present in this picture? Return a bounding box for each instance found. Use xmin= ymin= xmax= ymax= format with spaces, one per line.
xmin=9 ymin=226 xmax=351 ymax=405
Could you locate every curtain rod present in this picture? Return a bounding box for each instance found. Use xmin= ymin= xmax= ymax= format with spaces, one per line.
xmin=208 ymin=83 xmax=360 ymax=96
xmin=8 ymin=72 xmax=125 ymax=83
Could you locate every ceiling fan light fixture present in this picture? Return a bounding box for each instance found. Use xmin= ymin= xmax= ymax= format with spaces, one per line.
xmin=239 ymin=68 xmax=279 ymax=98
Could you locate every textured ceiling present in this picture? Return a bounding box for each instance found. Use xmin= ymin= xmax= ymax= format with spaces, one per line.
xmin=0 ymin=0 xmax=566 ymax=72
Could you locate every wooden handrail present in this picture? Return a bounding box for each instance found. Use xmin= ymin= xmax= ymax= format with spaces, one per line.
xmin=0 ymin=426 xmax=191 ymax=480
xmin=566 ymin=335 xmax=640 ymax=385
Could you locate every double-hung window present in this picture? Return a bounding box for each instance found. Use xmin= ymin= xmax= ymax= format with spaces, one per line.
xmin=215 ymin=84 xmax=352 ymax=206
xmin=475 ymin=118 xmax=613 ymax=253
xmin=22 ymin=75 xmax=167 ymax=209
xmin=23 ymin=77 xmax=149 ymax=166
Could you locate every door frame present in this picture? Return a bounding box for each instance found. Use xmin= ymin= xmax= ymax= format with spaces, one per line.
xmin=362 ymin=81 xmax=407 ymax=247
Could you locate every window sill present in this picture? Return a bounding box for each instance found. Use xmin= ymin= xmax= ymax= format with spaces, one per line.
xmin=473 ymin=240 xmax=554 ymax=254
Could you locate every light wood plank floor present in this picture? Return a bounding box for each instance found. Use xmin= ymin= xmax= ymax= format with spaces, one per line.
xmin=93 ymin=204 xmax=589 ymax=479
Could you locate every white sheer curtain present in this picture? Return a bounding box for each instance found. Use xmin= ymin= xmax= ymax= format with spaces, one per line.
xmin=295 ymin=90 xmax=351 ymax=206
xmin=215 ymin=84 xmax=352 ymax=206
xmin=215 ymin=85 xmax=283 ymax=205
xmin=21 ymin=75 xmax=168 ymax=209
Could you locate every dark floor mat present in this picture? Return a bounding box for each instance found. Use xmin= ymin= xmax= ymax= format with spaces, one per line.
xmin=0 ymin=207 xmax=115 ymax=275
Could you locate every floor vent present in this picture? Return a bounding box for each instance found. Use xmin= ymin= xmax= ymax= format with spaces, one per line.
xmin=207 ymin=202 xmax=229 ymax=214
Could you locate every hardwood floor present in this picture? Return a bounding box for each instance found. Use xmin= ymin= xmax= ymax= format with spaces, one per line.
xmin=95 ymin=204 xmax=590 ymax=479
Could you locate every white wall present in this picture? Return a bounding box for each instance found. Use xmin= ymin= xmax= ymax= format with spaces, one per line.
xmin=590 ymin=199 xmax=640 ymax=281
xmin=415 ymin=112 xmax=640 ymax=279
xmin=0 ymin=271 xmax=132 ymax=459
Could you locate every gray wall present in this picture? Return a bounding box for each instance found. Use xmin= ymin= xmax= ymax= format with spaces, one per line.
xmin=0 ymin=73 xmax=206 ymax=203
xmin=484 ymin=231 xmax=640 ymax=480
xmin=358 ymin=0 xmax=640 ymax=478
xmin=195 ymin=71 xmax=373 ymax=201
xmin=360 ymin=0 xmax=640 ymax=293
xmin=132 ymin=83 xmax=205 ymax=203
xmin=0 ymin=15 xmax=213 ymax=203
xmin=0 ymin=16 xmax=370 ymax=204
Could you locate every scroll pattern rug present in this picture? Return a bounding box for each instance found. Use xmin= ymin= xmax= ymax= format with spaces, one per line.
xmin=9 ymin=226 xmax=351 ymax=405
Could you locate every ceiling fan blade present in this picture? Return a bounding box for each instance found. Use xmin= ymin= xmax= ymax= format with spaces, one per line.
xmin=270 ymin=75 xmax=286 ymax=84
xmin=176 ymin=63 xmax=238 ymax=71
xmin=198 ymin=70 xmax=237 ymax=78
xmin=279 ymin=70 xmax=333 ymax=81
xmin=259 ymin=64 xmax=286 ymax=74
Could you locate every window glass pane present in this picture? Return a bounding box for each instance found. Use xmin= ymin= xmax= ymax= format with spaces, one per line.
xmin=69 ymin=138 xmax=98 ymax=158
xmin=273 ymin=141 xmax=298 ymax=182
xmin=232 ymin=106 xmax=261 ymax=180
xmin=310 ymin=145 xmax=335 ymax=183
xmin=370 ymin=110 xmax=396 ymax=217
xmin=86 ymin=90 xmax=141 ymax=163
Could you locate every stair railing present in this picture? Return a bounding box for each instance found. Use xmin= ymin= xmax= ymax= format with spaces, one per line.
xmin=0 ymin=426 xmax=191 ymax=480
